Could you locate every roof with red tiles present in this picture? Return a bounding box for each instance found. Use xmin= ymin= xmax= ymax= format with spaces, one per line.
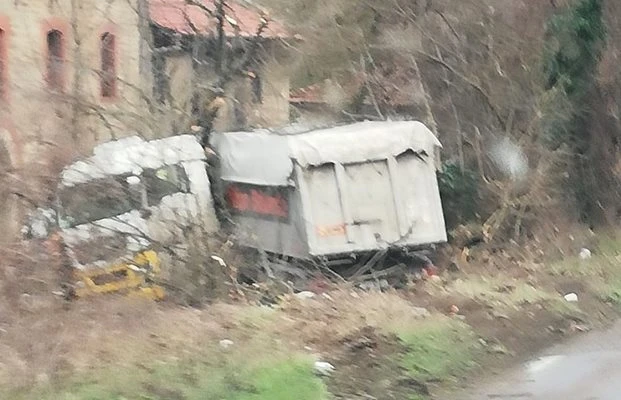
xmin=149 ymin=0 xmax=290 ymax=38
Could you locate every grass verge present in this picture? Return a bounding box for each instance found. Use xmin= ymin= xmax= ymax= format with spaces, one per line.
xmin=549 ymin=235 xmax=621 ymax=305
xmin=395 ymin=317 xmax=480 ymax=385
xmin=5 ymin=352 xmax=327 ymax=400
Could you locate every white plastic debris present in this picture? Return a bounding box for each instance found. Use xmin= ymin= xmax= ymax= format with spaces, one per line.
xmin=126 ymin=175 xmax=141 ymax=185
xmin=579 ymin=248 xmax=592 ymax=260
xmin=313 ymin=361 xmax=335 ymax=377
xmin=295 ymin=291 xmax=316 ymax=299
xmin=322 ymin=293 xmax=334 ymax=301
xmin=211 ymin=256 xmax=227 ymax=268
xmin=127 ymin=264 xmax=147 ymax=273
xmin=219 ymin=339 xmax=234 ymax=349
xmin=564 ymin=293 xmax=578 ymax=302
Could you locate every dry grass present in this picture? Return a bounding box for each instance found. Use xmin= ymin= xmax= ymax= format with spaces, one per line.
xmin=0 ymin=243 xmax=595 ymax=392
xmin=0 ymin=281 xmax=440 ymax=392
xmin=548 ymin=232 xmax=621 ymax=304
xmin=427 ymin=276 xmax=558 ymax=310
xmin=3 ymin=231 xmax=615 ymax=398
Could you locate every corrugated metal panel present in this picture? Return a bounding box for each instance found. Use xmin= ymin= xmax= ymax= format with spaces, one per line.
xmin=305 ymin=164 xmax=349 ymax=254
xmin=342 ymin=160 xmax=399 ymax=247
xmin=394 ymin=151 xmax=447 ymax=244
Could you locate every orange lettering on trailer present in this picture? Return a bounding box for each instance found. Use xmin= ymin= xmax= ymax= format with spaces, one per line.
xmin=316 ymin=224 xmax=346 ymax=237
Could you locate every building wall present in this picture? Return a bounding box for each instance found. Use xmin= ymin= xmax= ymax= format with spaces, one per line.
xmin=157 ymin=41 xmax=291 ymax=134
xmin=0 ymin=0 xmax=152 ymax=158
xmin=0 ymin=0 xmax=153 ymax=241
xmin=211 ymin=58 xmax=290 ymax=132
xmin=154 ymin=52 xmax=195 ymax=136
xmin=71 ymin=0 xmax=154 ymax=149
xmin=247 ymin=59 xmax=290 ymax=129
xmin=0 ymin=1 xmax=292 ymax=241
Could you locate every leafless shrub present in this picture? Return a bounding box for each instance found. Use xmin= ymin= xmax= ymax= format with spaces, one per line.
xmin=159 ymin=227 xmax=239 ymax=306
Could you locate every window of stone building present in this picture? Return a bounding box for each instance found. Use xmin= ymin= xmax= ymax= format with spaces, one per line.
xmin=46 ymin=30 xmax=65 ymax=91
xmin=100 ymin=32 xmax=117 ymax=98
xmin=251 ymin=73 xmax=263 ymax=104
xmin=0 ymin=28 xmax=6 ymax=100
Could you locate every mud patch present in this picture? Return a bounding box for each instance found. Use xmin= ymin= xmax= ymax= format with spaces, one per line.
xmin=327 ymin=326 xmax=420 ymax=399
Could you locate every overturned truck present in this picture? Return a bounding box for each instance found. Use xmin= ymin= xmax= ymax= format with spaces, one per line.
xmin=211 ymin=121 xmax=447 ymax=261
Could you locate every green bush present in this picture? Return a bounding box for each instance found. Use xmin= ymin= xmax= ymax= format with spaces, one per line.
xmin=438 ymin=162 xmax=479 ymax=229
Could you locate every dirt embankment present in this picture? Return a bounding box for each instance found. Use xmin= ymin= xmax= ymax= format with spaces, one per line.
xmin=1 ymin=233 xmax=621 ymax=399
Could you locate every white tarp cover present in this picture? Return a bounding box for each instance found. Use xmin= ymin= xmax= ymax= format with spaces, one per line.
xmin=209 ymin=130 xmax=293 ymax=186
xmin=62 ymin=135 xmax=205 ymax=186
xmin=211 ymin=121 xmax=441 ymax=187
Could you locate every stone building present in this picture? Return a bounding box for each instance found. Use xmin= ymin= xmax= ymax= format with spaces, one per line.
xmin=149 ymin=0 xmax=291 ymax=134
xmin=0 ymin=0 xmax=291 ymax=241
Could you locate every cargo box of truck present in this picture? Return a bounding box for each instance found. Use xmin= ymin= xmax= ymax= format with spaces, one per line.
xmin=210 ymin=121 xmax=447 ymax=259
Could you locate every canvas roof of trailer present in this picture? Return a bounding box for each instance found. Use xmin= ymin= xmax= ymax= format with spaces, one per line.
xmin=61 ymin=135 xmax=205 ymax=187
xmin=210 ymin=121 xmax=442 ymax=187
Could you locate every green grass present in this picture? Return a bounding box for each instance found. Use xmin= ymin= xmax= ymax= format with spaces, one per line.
xmin=6 ymin=354 xmax=328 ymax=400
xmin=394 ymin=318 xmax=480 ymax=384
xmin=593 ymin=234 xmax=621 ymax=257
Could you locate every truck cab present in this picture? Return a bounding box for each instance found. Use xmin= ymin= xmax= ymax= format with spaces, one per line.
xmin=23 ymin=135 xmax=219 ymax=299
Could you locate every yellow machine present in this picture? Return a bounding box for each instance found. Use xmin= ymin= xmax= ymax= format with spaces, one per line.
xmin=73 ymin=250 xmax=165 ymax=300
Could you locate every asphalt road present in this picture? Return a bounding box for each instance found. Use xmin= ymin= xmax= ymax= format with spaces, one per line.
xmin=455 ymin=320 xmax=621 ymax=400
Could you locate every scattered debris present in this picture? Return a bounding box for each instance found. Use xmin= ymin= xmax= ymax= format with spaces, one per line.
xmin=295 ymin=291 xmax=316 ymax=300
xmin=579 ymin=248 xmax=592 ymax=260
xmin=487 ymin=343 xmax=510 ymax=355
xmin=448 ymin=261 xmax=461 ymax=273
xmin=569 ymin=322 xmax=591 ymax=333
xmin=314 ymin=361 xmax=335 ymax=377
xmin=358 ymin=279 xmax=390 ymax=292
xmin=450 ymin=223 xmax=485 ymax=248
xmin=429 ymin=275 xmax=442 ymax=283
xmin=449 ymin=305 xmax=460 ymax=315
xmin=423 ymin=264 xmax=439 ymax=277
xmin=411 ymin=307 xmax=431 ymax=319
xmin=219 ymin=339 xmax=234 ymax=349
xmin=491 ymin=311 xmax=511 ymax=321
xmin=547 ymin=325 xmax=565 ymax=334
xmin=211 ymin=255 xmax=227 ymax=267
xmin=564 ymin=293 xmax=578 ymax=302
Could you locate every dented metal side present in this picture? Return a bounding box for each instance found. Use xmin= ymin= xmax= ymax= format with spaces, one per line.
xmin=301 ymin=152 xmax=447 ymax=256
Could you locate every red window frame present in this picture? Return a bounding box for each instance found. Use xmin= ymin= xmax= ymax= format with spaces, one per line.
xmin=225 ymin=182 xmax=290 ymax=220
